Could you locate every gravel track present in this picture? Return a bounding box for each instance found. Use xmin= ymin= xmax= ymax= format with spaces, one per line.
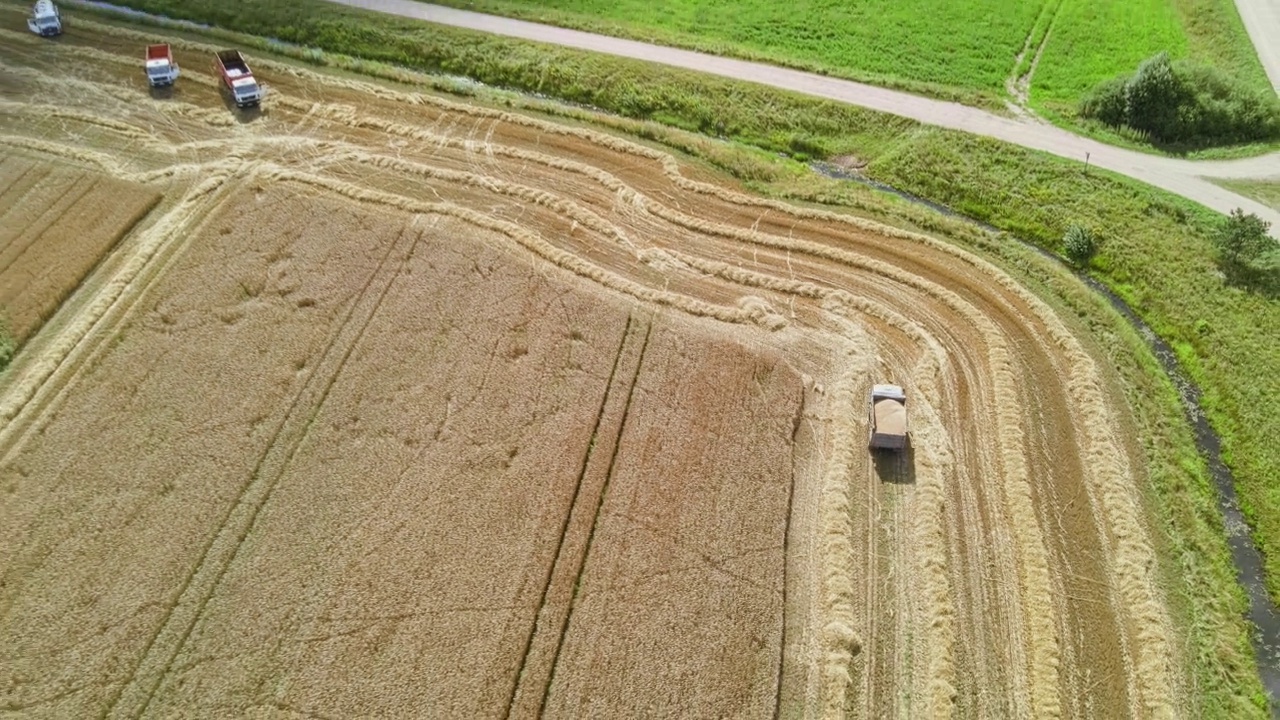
xmin=1233 ymin=0 xmax=1280 ymax=94
xmin=0 ymin=20 xmax=1192 ymax=719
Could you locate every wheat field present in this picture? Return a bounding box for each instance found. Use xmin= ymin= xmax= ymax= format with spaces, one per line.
xmin=0 ymin=155 xmax=159 ymax=343
xmin=0 ymin=16 xmax=1188 ymax=720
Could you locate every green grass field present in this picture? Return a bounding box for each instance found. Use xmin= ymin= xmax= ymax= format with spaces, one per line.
xmin=1173 ymin=0 xmax=1276 ymax=92
xmin=1212 ymin=179 xmax=1280 ymax=212
xmin=32 ymin=0 xmax=1280 ymax=713
xmin=429 ymin=0 xmax=1270 ymax=110
xmin=1031 ymin=0 xmax=1188 ymax=109
xmin=424 ymin=0 xmax=1046 ymax=107
xmin=1032 ymin=0 xmax=1273 ymax=113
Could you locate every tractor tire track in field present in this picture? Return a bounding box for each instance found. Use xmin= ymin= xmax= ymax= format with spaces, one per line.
xmin=502 ymin=313 xmax=633 ymax=718
xmin=542 ymin=320 xmax=652 ymax=706
xmin=101 ymin=216 xmax=426 ymax=720
xmin=1004 ymin=0 xmax=1062 ymax=108
xmin=507 ymin=318 xmax=652 ymax=720
xmin=858 ymin=445 xmax=882 ymax=720
xmin=0 ymin=175 xmax=98 ymax=276
xmin=772 ymin=381 xmax=803 ymax=720
xmin=0 ymin=156 xmax=47 ymax=211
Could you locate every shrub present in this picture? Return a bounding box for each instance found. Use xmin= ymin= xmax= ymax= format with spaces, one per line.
xmin=1079 ymin=75 xmax=1126 ymax=127
xmin=1213 ymin=209 xmax=1272 ymax=269
xmin=1063 ymin=224 xmax=1097 ymax=268
xmin=1124 ymin=53 xmax=1189 ymax=140
xmin=1080 ymin=53 xmax=1280 ymax=147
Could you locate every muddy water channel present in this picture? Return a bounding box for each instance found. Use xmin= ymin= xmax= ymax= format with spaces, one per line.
xmin=810 ymin=162 xmax=1280 ymax=705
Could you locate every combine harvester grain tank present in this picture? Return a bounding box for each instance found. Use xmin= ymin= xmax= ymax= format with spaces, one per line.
xmin=213 ymin=49 xmax=263 ymax=108
xmin=27 ymin=0 xmax=62 ymax=36
xmin=144 ymin=43 xmax=180 ymax=87
xmin=868 ymin=384 xmax=909 ymax=451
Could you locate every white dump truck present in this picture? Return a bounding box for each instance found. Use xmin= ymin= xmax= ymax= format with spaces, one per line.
xmin=27 ymin=0 xmax=62 ymax=37
xmin=868 ymin=384 xmax=908 ymax=451
xmin=144 ymin=43 xmax=180 ymax=87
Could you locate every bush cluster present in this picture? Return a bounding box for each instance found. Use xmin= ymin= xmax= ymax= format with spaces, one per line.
xmin=1062 ymin=224 xmax=1097 ymax=268
xmin=1080 ymin=52 xmax=1280 ymax=147
xmin=1213 ymin=209 xmax=1279 ymax=291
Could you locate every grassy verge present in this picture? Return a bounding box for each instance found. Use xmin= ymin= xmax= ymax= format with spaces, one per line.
xmin=361 ymin=0 xmax=1274 ymax=157
xmin=1211 ymin=179 xmax=1280 ymax=212
xmin=1173 ymin=0 xmax=1274 ymax=95
xmin=406 ymin=0 xmax=1275 ymax=117
xmin=397 ymin=0 xmax=1275 ymax=156
xmin=889 ymin=186 xmax=1266 ymax=718
xmin=54 ymin=1 xmax=1273 ymax=712
xmin=415 ymin=0 xmax=1047 ymax=111
xmin=1035 ymin=108 xmax=1280 ymax=160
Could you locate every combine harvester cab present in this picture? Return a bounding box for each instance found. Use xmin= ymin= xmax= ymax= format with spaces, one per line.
xmin=868 ymin=384 xmax=909 ymax=451
xmin=27 ymin=0 xmax=62 ymax=37
xmin=144 ymin=43 xmax=180 ymax=87
xmin=213 ymin=49 xmax=263 ymax=108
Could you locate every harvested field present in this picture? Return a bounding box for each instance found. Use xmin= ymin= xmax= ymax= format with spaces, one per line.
xmin=0 ymin=156 xmax=160 ymax=343
xmin=0 ymin=15 xmax=1190 ymax=720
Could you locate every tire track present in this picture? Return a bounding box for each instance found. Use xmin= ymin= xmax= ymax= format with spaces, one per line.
xmin=502 ymin=313 xmax=634 ymax=719
xmin=0 ymin=167 xmax=234 ymax=463
xmin=859 ymin=444 xmax=881 ymax=720
xmin=0 ymin=174 xmax=97 ymax=276
xmin=773 ymin=382 xmax=803 ymax=720
xmin=0 ymin=158 xmax=51 ymax=235
xmin=538 ymin=320 xmax=651 ymax=716
xmin=101 ymin=216 xmax=425 ymax=720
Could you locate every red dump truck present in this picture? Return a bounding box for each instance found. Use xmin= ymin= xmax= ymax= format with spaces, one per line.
xmin=213 ymin=49 xmax=262 ymax=108
xmin=144 ymin=44 xmax=180 ymax=87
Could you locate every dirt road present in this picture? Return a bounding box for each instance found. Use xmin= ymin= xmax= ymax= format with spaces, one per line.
xmin=1234 ymin=0 xmax=1280 ymax=94
xmin=326 ymin=0 xmax=1280 ymax=236
xmin=0 ymin=16 xmax=1196 ymax=718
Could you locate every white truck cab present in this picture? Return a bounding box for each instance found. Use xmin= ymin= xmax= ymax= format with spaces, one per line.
xmin=28 ymin=0 xmax=62 ymax=37
xmin=145 ymin=44 xmax=180 ymax=87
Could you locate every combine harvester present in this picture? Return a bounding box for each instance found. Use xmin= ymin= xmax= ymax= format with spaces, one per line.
xmin=144 ymin=43 xmax=180 ymax=87
xmin=27 ymin=0 xmax=62 ymax=37
xmin=213 ymin=49 xmax=263 ymax=108
xmin=868 ymin=384 xmax=909 ymax=451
